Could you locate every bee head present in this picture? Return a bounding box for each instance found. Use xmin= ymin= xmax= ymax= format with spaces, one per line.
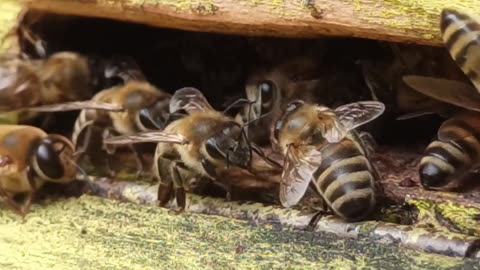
xmin=30 ymin=134 xmax=76 ymax=183
xmin=245 ymin=80 xmax=277 ymax=124
xmin=135 ymin=96 xmax=171 ymax=131
xmin=124 ymin=86 xmax=171 ymax=131
xmin=205 ymin=121 xmax=251 ymax=169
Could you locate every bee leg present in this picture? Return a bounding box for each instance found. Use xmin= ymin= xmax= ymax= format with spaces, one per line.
xmin=307 ymin=183 xmax=330 ymax=229
xmin=19 ymin=192 xmax=35 ymax=217
xmin=157 ymin=181 xmax=174 ymax=207
xmin=19 ymin=167 xmax=38 ymax=216
xmin=171 ymin=162 xmax=189 ymax=210
xmin=74 ymin=124 xmax=94 ymax=164
xmin=155 ymin=156 xmax=186 ymax=210
xmin=101 ymin=129 xmax=118 ymax=177
xmin=201 ymin=158 xmax=232 ymax=201
xmin=0 ymin=187 xmax=25 ymax=216
xmin=250 ymin=143 xmax=282 ymax=168
xmin=128 ymin=144 xmax=147 ymax=180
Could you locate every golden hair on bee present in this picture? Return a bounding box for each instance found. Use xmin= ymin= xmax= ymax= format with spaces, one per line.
xmin=274 ymin=100 xmax=384 ymax=221
xmin=441 ymin=9 xmax=480 ymax=92
xmin=104 ymin=87 xmax=281 ymax=208
xmin=71 ymin=80 xmax=171 ymax=178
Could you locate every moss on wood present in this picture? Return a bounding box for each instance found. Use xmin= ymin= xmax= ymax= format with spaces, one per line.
xmin=1 ymin=195 xmax=480 ymax=269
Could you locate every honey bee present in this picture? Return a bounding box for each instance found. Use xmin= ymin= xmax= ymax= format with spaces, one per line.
xmin=273 ymin=100 xmax=384 ymax=221
xmin=0 ymin=51 xmax=142 ymax=124
xmin=400 ymin=9 xmax=480 ymax=189
xmin=243 ymin=57 xmax=369 ymax=145
xmin=104 ymin=87 xmax=281 ymax=208
xmin=0 ymin=125 xmax=78 ymax=216
xmin=441 ymin=9 xmax=480 ymax=92
xmin=71 ymin=80 xmax=171 ymax=177
xmin=243 ymin=58 xmax=326 ymax=145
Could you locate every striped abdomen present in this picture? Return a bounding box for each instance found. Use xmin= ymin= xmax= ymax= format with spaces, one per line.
xmin=71 ymin=88 xmax=113 ymax=147
xmin=441 ymin=9 xmax=480 ymax=91
xmin=419 ymin=111 xmax=480 ymax=188
xmin=312 ymin=135 xmax=376 ymax=221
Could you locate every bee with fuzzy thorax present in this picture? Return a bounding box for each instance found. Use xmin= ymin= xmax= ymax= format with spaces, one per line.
xmin=0 ymin=125 xmax=79 ymax=216
xmin=401 ymin=9 xmax=480 ymax=189
xmin=273 ymin=100 xmax=384 ymax=221
xmin=0 ymin=50 xmax=148 ymax=123
xmin=72 ymin=80 xmax=172 ymax=177
xmin=104 ymin=87 xmax=282 ymax=208
xmin=1 ymin=16 xmax=146 ymax=124
xmin=243 ymin=56 xmax=371 ymax=145
xmin=244 ymin=58 xmax=335 ymax=145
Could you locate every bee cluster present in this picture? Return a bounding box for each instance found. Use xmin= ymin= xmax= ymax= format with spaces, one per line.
xmin=0 ymin=8 xmax=479 ymax=225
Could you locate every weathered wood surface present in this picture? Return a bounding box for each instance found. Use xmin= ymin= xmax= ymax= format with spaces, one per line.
xmin=84 ymin=177 xmax=480 ymax=258
xmin=23 ymin=0 xmax=479 ymax=46
xmin=2 ymin=195 xmax=480 ymax=269
xmin=0 ymin=0 xmax=21 ymax=52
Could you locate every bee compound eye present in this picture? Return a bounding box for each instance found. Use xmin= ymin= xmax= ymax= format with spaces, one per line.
xmin=259 ymin=81 xmax=274 ymax=106
xmin=34 ymin=141 xmax=64 ymax=180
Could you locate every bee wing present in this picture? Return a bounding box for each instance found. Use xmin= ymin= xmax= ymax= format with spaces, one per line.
xmin=334 ymin=101 xmax=385 ymax=131
xmin=103 ymin=131 xmax=188 ymax=145
xmin=169 ymin=87 xmax=214 ymax=114
xmin=17 ymin=101 xmax=124 ymax=112
xmin=279 ymin=145 xmax=323 ymax=208
xmin=403 ymin=76 xmax=480 ymax=112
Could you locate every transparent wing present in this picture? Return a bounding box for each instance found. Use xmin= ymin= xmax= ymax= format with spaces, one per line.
xmin=403 ymin=76 xmax=480 ymax=112
xmin=279 ymin=145 xmax=322 ymax=208
xmin=103 ymin=131 xmax=188 ymax=145
xmin=334 ymin=101 xmax=385 ymax=131
xmin=169 ymin=87 xmax=214 ymax=114
xmin=17 ymin=100 xmax=124 ymax=112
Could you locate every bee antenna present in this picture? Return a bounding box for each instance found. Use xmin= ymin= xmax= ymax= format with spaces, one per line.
xmin=241 ymin=110 xmax=273 ymax=127
xmin=223 ymin=98 xmax=254 ymax=115
xmin=68 ymin=160 xmax=91 ymax=182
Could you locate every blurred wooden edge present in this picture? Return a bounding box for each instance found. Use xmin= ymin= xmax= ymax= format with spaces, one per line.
xmin=22 ymin=0 xmax=479 ymax=46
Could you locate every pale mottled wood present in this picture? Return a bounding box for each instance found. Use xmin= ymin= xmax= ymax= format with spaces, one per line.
xmin=23 ymin=0 xmax=479 ymax=46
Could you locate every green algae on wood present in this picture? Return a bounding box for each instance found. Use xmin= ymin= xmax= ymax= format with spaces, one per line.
xmin=408 ymin=198 xmax=480 ymax=238
xmin=1 ymin=195 xmax=479 ymax=270
xmin=24 ymin=0 xmax=480 ymax=45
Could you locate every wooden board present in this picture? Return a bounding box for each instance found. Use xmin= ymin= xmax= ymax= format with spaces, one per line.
xmin=23 ymin=0 xmax=479 ymax=46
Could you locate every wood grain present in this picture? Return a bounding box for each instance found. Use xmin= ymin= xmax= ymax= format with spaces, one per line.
xmin=23 ymin=0 xmax=479 ymax=46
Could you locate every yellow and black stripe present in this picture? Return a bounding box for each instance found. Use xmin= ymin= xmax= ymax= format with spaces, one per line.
xmin=419 ymin=111 xmax=480 ymax=188
xmin=312 ymin=135 xmax=376 ymax=221
xmin=441 ymin=9 xmax=480 ymax=91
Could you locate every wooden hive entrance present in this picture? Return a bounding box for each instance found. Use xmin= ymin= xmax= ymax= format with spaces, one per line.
xmin=8 ymin=5 xmax=480 ymax=258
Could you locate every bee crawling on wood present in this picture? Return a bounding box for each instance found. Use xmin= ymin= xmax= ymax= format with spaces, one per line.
xmin=272 ymin=100 xmax=385 ymax=221
xmin=0 ymin=125 xmax=82 ymax=216
xmin=400 ymin=9 xmax=480 ymax=190
xmin=72 ymin=80 xmax=172 ymax=178
xmin=104 ymin=87 xmax=282 ymax=209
